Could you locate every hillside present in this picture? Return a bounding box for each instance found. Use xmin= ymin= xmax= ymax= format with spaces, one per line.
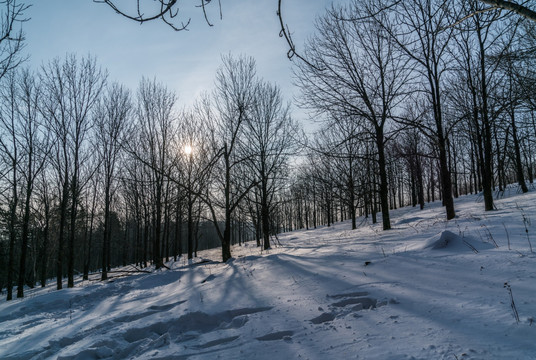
xmin=1 ymin=186 xmax=536 ymax=360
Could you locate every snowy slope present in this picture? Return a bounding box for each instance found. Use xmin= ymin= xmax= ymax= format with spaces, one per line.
xmin=1 ymin=186 xmax=536 ymax=360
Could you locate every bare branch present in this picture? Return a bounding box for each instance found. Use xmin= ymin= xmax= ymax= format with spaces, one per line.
xmin=0 ymin=0 xmax=30 ymax=79
xmin=443 ymin=5 xmax=500 ymax=30
xmin=479 ymin=0 xmax=536 ymax=22
xmin=94 ymin=0 xmax=206 ymax=31
xmin=277 ymin=0 xmax=321 ymax=69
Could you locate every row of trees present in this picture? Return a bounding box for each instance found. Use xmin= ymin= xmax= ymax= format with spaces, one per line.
xmin=0 ymin=53 xmax=299 ymax=300
xmin=1 ymin=0 xmax=535 ymax=301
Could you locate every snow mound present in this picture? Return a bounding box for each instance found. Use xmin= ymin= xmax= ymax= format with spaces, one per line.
xmin=425 ymin=230 xmax=495 ymax=253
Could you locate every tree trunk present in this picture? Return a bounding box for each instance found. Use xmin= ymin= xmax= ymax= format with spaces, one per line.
xmin=187 ymin=196 xmax=194 ymax=260
xmin=143 ymin=217 xmax=149 ymax=268
xmin=57 ymin=176 xmax=69 ymax=290
xmin=101 ymin=184 xmax=111 ymax=280
xmin=376 ymin=128 xmax=391 ymax=230
xmin=154 ymin=180 xmax=163 ymax=268
xmin=173 ymin=199 xmax=180 ymax=261
xmin=17 ymin=182 xmax=34 ymax=298
xmin=434 ymin=100 xmax=455 ymax=219
xmin=262 ymin=198 xmax=271 ymax=250
xmin=38 ymin=189 xmax=50 ymax=287
xmin=476 ymin=21 xmax=494 ymax=211
xmin=221 ymin=147 xmax=233 ymax=262
xmin=261 ymin=173 xmax=271 ymax=250
xmin=222 ymin=215 xmax=232 ymax=262
xmin=417 ymin=159 xmax=425 ymax=210
xmin=510 ymin=108 xmax=528 ymax=193
xmin=6 ymin=198 xmax=17 ymax=301
xmin=68 ymin=146 xmax=81 ymax=288
xmin=349 ymin=177 xmax=356 ymax=229
xmin=84 ymin=191 xmax=96 ymax=280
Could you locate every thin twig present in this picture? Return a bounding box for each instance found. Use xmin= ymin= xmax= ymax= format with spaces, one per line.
xmin=504 ymin=282 xmax=520 ymax=324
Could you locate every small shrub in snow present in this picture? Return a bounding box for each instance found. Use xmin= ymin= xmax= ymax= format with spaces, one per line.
xmin=503 ymin=223 xmax=511 ymax=250
xmin=516 ymin=205 xmax=533 ymax=253
xmin=504 ymin=282 xmax=520 ymax=324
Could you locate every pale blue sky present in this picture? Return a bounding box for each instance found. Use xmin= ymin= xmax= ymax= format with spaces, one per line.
xmin=22 ymin=1 xmax=339 ymax=124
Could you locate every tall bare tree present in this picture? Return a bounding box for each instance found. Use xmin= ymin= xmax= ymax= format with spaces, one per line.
xmin=206 ymin=54 xmax=258 ymax=262
xmin=243 ymin=80 xmax=298 ymax=249
xmin=94 ymin=83 xmax=131 ymax=280
xmin=15 ymin=69 xmax=49 ymax=298
xmin=313 ymin=115 xmax=364 ymax=229
xmin=0 ymin=71 xmax=20 ymax=300
xmin=382 ymin=0 xmax=458 ymax=219
xmin=176 ymin=102 xmax=213 ymax=260
xmin=133 ymin=77 xmax=177 ymax=269
xmin=41 ymin=54 xmax=107 ymax=289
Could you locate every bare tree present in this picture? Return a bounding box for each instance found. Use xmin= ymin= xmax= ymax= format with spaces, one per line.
xmin=314 ymin=115 xmax=366 ymax=229
xmin=0 ymin=68 xmax=45 ymax=300
xmin=122 ymin=151 xmax=151 ymax=268
xmin=0 ymin=71 xmax=20 ymax=300
xmin=500 ymin=52 xmax=529 ymax=193
xmin=132 ymin=77 xmax=177 ymax=269
xmin=395 ymin=127 xmax=426 ymax=210
xmin=175 ymin=102 xmax=213 ymax=260
xmin=242 ymin=80 xmax=298 ymax=249
xmin=35 ymin=168 xmax=53 ymax=288
xmin=206 ymin=54 xmax=258 ymax=262
xmin=94 ymin=83 xmax=131 ymax=280
xmin=80 ymin=165 xmax=100 ymax=280
xmin=453 ymin=1 xmax=525 ymax=207
xmin=41 ymin=54 xmax=107 ymax=289
xmin=379 ymin=0 xmax=458 ymax=220
xmin=471 ymin=1 xmax=503 ymax=209
xmin=15 ymin=69 xmax=49 ymax=298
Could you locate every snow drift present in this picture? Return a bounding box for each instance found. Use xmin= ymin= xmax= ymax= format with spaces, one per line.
xmin=425 ymin=230 xmax=496 ymax=252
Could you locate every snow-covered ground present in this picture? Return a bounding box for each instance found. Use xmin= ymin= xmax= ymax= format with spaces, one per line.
xmin=2 ymin=185 xmax=536 ymax=360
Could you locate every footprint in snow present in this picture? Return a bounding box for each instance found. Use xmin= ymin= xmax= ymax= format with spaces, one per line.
xmin=310 ymin=312 xmax=336 ymax=324
xmin=332 ymin=297 xmax=377 ymax=309
xmin=328 ymin=292 xmax=378 ymax=310
xmin=309 ymin=291 xmax=400 ymax=324
xmin=201 ymin=274 xmax=216 ymax=283
xmin=191 ymin=335 xmax=240 ymax=349
xmin=256 ymin=330 xmax=294 ymax=341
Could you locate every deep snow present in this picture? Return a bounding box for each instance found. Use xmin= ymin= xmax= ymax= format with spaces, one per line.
xmin=1 ymin=185 xmax=536 ymax=359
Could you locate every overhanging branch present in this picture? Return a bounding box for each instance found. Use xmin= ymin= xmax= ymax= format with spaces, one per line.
xmin=479 ymin=0 xmax=536 ymax=22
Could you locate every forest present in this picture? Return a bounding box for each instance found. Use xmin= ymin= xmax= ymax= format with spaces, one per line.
xmin=1 ymin=0 xmax=535 ymax=303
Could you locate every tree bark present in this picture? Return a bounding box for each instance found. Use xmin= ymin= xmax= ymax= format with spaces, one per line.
xmin=16 ymin=177 xmax=33 ymax=298
xmin=510 ymin=109 xmax=528 ymax=193
xmin=376 ymin=127 xmax=391 ymax=230
xmin=476 ymin=21 xmax=495 ymax=211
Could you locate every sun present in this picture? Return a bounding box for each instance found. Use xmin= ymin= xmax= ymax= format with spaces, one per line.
xmin=184 ymin=145 xmax=193 ymax=155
